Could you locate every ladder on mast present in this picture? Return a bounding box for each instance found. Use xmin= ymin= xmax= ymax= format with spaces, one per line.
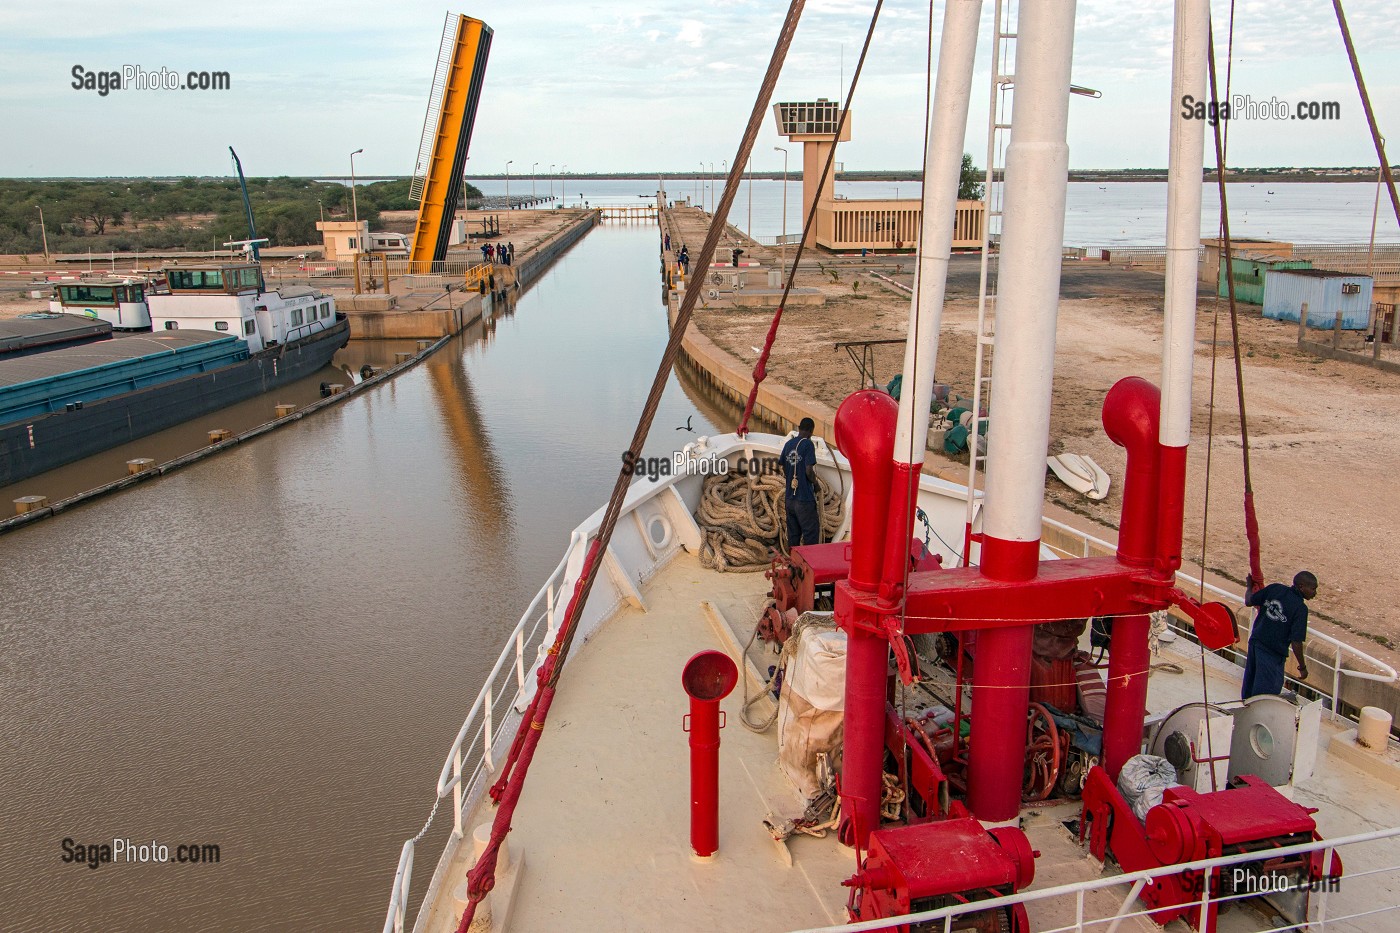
xmin=962 ymin=0 xmax=1017 ymax=566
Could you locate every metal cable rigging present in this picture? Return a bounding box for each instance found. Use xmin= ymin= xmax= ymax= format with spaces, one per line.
xmin=736 ymin=0 xmax=886 ymax=437
xmin=452 ymin=3 xmax=811 ymax=928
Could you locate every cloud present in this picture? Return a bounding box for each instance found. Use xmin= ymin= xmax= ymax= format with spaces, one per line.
xmin=676 ymin=20 xmax=705 ymax=49
xmin=0 ymin=0 xmax=1395 ymax=175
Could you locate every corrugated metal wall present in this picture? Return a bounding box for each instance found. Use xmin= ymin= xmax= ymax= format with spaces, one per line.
xmin=1263 ymin=271 xmax=1374 ymax=329
xmin=1218 ymin=257 xmax=1312 ymax=304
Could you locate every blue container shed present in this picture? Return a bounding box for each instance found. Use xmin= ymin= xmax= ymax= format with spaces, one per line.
xmin=1263 ymin=269 xmax=1374 ymax=330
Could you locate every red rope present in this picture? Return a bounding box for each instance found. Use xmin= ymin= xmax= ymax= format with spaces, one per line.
xmin=1242 ymin=490 xmax=1263 ymax=591
xmin=464 ymin=686 xmax=555 ymax=906
xmin=453 ymin=4 xmax=810 ymax=928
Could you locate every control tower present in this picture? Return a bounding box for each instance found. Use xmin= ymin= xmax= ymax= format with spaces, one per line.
xmin=772 ymin=99 xmax=851 ymax=248
xmin=772 ymin=98 xmax=984 ymax=253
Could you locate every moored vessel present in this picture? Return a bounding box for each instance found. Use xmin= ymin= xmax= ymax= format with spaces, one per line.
xmin=386 ymin=3 xmax=1400 ymax=932
xmin=0 ymin=260 xmax=347 ymax=486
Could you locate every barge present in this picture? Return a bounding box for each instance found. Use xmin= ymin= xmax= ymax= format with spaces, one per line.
xmin=0 ymin=260 xmax=348 ymax=487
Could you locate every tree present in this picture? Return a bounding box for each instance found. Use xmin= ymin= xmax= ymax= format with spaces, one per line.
xmin=71 ymin=189 xmax=122 ymax=235
xmin=959 ymin=153 xmax=985 ymax=201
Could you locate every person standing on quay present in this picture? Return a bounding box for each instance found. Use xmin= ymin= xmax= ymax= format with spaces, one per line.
xmin=781 ymin=417 xmax=820 ymax=550
xmin=1241 ymin=570 xmax=1316 ymax=699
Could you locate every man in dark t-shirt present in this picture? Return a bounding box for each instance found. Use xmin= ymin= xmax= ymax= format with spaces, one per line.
xmin=1241 ymin=570 xmax=1317 ymax=699
xmin=780 ymin=417 xmax=819 ymax=549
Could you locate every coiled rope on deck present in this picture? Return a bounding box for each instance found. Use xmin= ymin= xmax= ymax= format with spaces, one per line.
xmin=695 ymin=472 xmax=845 ymax=572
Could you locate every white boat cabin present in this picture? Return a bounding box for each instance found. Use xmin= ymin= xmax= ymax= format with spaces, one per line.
xmin=367 ymin=232 xmax=410 ymax=256
xmin=49 ymin=279 xmax=151 ymax=330
xmin=146 ymin=262 xmax=336 ymax=354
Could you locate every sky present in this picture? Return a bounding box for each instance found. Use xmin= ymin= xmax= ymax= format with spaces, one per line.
xmin=0 ymin=1 xmax=1396 ymax=178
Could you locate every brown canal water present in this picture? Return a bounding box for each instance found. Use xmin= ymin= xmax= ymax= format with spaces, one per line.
xmin=0 ymin=225 xmax=728 ymax=931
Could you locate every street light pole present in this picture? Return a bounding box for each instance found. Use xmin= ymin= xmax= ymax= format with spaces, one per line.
xmin=720 ymin=160 xmax=727 ymax=220
xmin=747 ymin=157 xmax=752 ymax=240
xmin=37 ymin=206 xmax=49 ymax=261
xmin=709 ymin=162 xmax=715 ymax=213
xmin=532 ymin=162 xmax=538 ymax=199
xmin=774 ymin=146 xmax=788 ymax=272
xmin=505 ymin=160 xmax=513 ymax=208
xmin=698 ymin=161 xmax=705 ymax=212
xmin=561 ymin=165 xmax=567 ymax=205
xmin=350 ymin=148 xmax=364 ymax=248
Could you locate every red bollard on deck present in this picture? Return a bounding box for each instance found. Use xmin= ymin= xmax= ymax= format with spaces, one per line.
xmin=682 ymin=650 xmax=738 ymax=858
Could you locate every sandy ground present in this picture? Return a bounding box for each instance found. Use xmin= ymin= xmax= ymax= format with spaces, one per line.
xmin=664 ymin=206 xmax=1400 ymax=673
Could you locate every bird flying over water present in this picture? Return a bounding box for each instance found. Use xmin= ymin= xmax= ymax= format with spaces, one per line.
xmin=676 ymin=415 xmax=695 ymax=432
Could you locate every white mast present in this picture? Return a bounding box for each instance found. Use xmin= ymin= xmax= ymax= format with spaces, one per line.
xmin=1161 ymin=0 xmax=1208 ymax=450
xmin=891 ymin=0 xmax=983 ymax=469
xmin=979 ymin=0 xmax=1076 ymax=554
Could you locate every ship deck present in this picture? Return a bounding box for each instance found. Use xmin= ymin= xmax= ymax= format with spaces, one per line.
xmin=422 ymin=549 xmax=1400 ymax=933
xmin=0 ymin=313 xmax=111 ymax=355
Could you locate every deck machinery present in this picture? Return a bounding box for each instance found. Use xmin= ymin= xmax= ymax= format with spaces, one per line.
xmin=747 ymin=1 xmax=1346 ymax=930
xmin=406 ymin=13 xmax=492 ymax=271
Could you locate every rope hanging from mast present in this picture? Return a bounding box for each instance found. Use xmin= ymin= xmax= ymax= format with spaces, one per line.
xmin=453 ymin=4 xmax=811 ymax=929
xmin=1332 ymin=0 xmax=1400 ymax=231
xmin=1204 ymin=24 xmax=1264 ymax=590
xmin=736 ymin=0 xmax=886 ymax=437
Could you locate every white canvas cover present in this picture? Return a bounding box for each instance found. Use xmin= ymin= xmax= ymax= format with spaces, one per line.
xmin=777 ymin=625 xmax=846 ymax=800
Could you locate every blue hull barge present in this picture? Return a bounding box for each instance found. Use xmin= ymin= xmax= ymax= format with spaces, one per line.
xmin=0 ymin=317 xmax=348 ymax=486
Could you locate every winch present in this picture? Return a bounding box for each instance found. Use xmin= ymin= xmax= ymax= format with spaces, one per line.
xmin=762 ymin=541 xmax=942 ymax=646
xmin=845 ymin=817 xmax=1036 ymax=933
xmin=1081 ymin=769 xmax=1342 ymax=930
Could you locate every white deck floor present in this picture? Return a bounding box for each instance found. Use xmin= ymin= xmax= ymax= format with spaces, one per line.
xmin=422 ymin=550 xmax=1400 ymax=933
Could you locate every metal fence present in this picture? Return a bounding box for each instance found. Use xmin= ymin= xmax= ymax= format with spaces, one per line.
xmin=1040 ymin=516 xmax=1398 ymax=726
xmin=383 ymin=546 xmax=574 ymax=933
xmin=266 ymin=258 xmax=492 ymax=286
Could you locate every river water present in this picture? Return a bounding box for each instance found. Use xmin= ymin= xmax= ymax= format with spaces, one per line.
xmin=0 ymin=224 xmax=721 ymax=931
xmin=472 ymin=177 xmax=1400 ymax=248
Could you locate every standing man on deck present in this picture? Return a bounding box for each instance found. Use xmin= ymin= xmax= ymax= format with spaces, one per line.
xmin=1241 ymin=571 xmax=1317 ymax=699
xmin=781 ymin=417 xmax=820 ymax=550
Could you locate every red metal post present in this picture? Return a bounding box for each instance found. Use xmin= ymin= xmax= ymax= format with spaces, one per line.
xmin=1100 ymin=378 xmax=1164 ymax=779
xmin=966 ymin=536 xmax=1039 ymax=821
xmin=682 ymin=650 xmax=738 ymax=858
xmin=1101 ymin=614 xmax=1150 ymax=778
xmin=834 ymin=390 xmax=898 ymax=848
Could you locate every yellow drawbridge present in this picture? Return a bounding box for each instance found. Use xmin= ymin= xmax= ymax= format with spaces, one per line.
xmin=408 ymin=14 xmax=492 ymax=270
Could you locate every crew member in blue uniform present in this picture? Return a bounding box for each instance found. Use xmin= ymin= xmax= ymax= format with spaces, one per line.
xmin=1241 ymin=570 xmax=1317 ymax=699
xmin=781 ymin=417 xmax=820 ymax=549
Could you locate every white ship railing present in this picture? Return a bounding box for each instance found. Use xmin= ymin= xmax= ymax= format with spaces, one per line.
xmin=384 ymin=545 xmax=576 ymax=933
xmin=1040 ymin=516 xmax=1398 ymax=728
xmin=787 ymin=825 xmax=1400 ymax=933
